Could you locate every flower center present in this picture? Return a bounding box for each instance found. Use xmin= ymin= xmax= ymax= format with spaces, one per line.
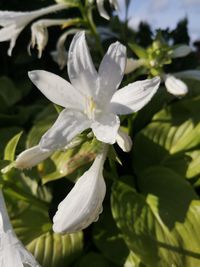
xmin=85 ymin=96 xmax=97 ymax=120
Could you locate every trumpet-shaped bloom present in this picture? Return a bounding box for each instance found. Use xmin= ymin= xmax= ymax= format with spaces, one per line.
xmin=51 ymin=28 xmax=79 ymax=70
xmin=27 ymin=31 xmax=160 ymax=152
xmin=96 ymin=0 xmax=119 ymax=20
xmin=0 ymin=189 xmax=40 ymax=266
xmin=116 ymin=128 xmax=132 ymax=152
xmin=30 ymin=19 xmax=68 ymax=58
xmin=15 ymin=145 xmax=52 ymax=169
xmin=53 ymin=146 xmax=107 ymax=233
xmin=0 ymin=3 xmax=67 ymax=55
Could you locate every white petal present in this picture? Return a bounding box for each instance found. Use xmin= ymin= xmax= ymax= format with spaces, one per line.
xmin=0 ymin=25 xmax=22 ymax=56
xmin=51 ymin=28 xmax=79 ymax=70
xmin=0 ymin=4 xmax=68 ymax=55
xmin=30 ymin=20 xmax=49 ymax=58
xmin=116 ymin=129 xmax=132 ymax=152
xmin=110 ymin=0 xmax=119 ymax=10
xmin=96 ymin=0 xmax=110 ymax=19
xmin=15 ymin=145 xmax=52 ymax=169
xmin=0 ymin=190 xmax=12 ymax=231
xmin=165 ymin=75 xmax=188 ymax=96
xmin=91 ymin=113 xmax=120 ymax=144
xmin=68 ymin=31 xmax=98 ymax=98
xmin=0 ymin=24 xmax=21 ymax=41
xmin=28 ymin=70 xmax=84 ymax=110
xmin=0 ymin=230 xmax=41 ymax=267
xmin=110 ymin=76 xmax=160 ymax=115
xmin=39 ymin=109 xmax=90 ymax=151
xmin=53 ymin=150 xmax=107 ymax=233
xmin=0 ymin=190 xmax=40 ymax=267
xmin=172 ymin=45 xmax=191 ymax=58
xmin=125 ymin=58 xmax=144 ymax=74
xmin=51 ymin=50 xmax=68 ymax=70
xmin=173 ymin=70 xmax=200 ymax=81
xmin=97 ymin=42 xmax=126 ymax=106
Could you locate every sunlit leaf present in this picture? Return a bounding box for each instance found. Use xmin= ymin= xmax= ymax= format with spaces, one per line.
xmin=112 ymin=167 xmax=200 ymax=267
xmin=4 ymin=131 xmax=23 ymax=161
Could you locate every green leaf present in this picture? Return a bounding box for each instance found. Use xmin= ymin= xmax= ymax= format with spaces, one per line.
xmin=4 ymin=131 xmax=23 ymax=161
xmin=186 ymin=150 xmax=200 ymax=179
xmin=0 ymin=127 xmax=23 ymax=158
xmin=78 ymin=252 xmax=111 ymax=267
xmin=93 ymin=208 xmax=129 ymax=266
xmin=111 ymin=167 xmax=200 ymax=267
xmin=124 ymin=252 xmax=145 ymax=267
xmin=133 ymin=97 xmax=200 ymax=179
xmin=27 ymin=231 xmax=83 ymax=267
xmin=12 ymin=203 xmax=83 ymax=267
xmin=26 ymin=107 xmax=57 ymax=148
xmin=41 ymin=138 xmax=101 ymax=184
xmin=0 ymin=76 xmax=22 ymax=107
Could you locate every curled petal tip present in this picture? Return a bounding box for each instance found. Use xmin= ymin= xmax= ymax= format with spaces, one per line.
xmin=28 ymin=71 xmax=37 ymax=81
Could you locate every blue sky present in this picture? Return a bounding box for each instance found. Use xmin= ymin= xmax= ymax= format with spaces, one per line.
xmin=118 ymin=0 xmax=200 ymax=42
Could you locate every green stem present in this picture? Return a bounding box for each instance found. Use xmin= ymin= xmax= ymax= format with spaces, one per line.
xmin=79 ymin=2 xmax=104 ymax=56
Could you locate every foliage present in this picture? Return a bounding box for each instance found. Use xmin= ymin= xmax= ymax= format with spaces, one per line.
xmin=0 ymin=0 xmax=200 ymax=266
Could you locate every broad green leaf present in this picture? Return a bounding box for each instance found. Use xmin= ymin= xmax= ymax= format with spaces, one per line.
xmin=111 ymin=167 xmax=200 ymax=267
xmin=124 ymin=252 xmax=145 ymax=267
xmin=77 ymin=252 xmax=111 ymax=267
xmin=11 ymin=203 xmax=83 ymax=267
xmin=12 ymin=205 xmax=51 ymax=244
xmin=93 ymin=208 xmax=129 ymax=266
xmin=133 ymin=97 xmax=200 ymax=179
xmin=0 ymin=76 xmax=22 ymax=107
xmin=27 ymin=231 xmax=83 ymax=267
xmin=4 ymin=131 xmax=23 ymax=161
xmin=186 ymin=150 xmax=200 ymax=179
xmin=26 ymin=104 xmax=59 ymax=148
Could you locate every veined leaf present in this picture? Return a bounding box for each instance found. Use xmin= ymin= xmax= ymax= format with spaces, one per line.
xmin=133 ymin=97 xmax=200 ymax=179
xmin=27 ymin=231 xmax=83 ymax=267
xmin=93 ymin=208 xmax=129 ymax=266
xmin=111 ymin=167 xmax=200 ymax=267
xmin=4 ymin=131 xmax=23 ymax=161
xmin=12 ymin=204 xmax=83 ymax=267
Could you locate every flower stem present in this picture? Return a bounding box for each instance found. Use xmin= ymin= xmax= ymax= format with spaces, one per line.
xmin=79 ymin=2 xmax=104 ymax=56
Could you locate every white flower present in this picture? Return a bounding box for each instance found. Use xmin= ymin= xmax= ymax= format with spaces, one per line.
xmin=164 ymin=74 xmax=188 ymax=96
xmin=30 ymin=19 xmax=67 ymax=58
xmin=15 ymin=31 xmax=160 ymax=169
xmin=53 ymin=145 xmax=107 ymax=233
xmin=28 ymin=31 xmax=160 ymax=150
xmin=116 ymin=128 xmax=132 ymax=152
xmin=51 ymin=28 xmax=79 ymax=70
xmin=0 ymin=189 xmax=40 ymax=267
xmin=96 ymin=0 xmax=119 ymax=20
xmin=172 ymin=45 xmax=191 ymax=58
xmin=0 ymin=3 xmax=68 ymax=55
